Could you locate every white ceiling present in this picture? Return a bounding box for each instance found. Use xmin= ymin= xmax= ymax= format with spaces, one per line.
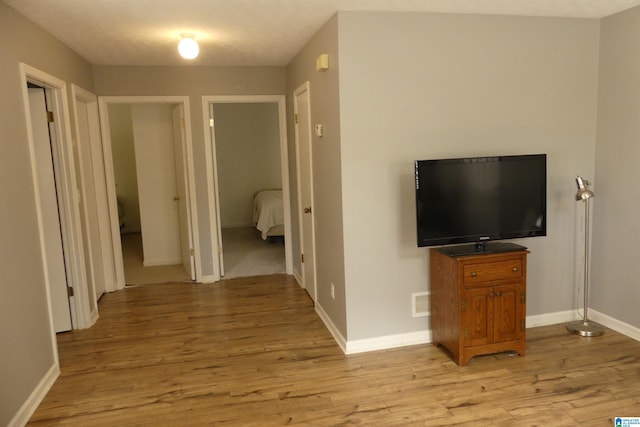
xmin=5 ymin=0 xmax=640 ymax=66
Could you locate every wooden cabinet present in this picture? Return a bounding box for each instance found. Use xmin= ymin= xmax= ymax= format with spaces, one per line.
xmin=430 ymin=246 xmax=528 ymax=366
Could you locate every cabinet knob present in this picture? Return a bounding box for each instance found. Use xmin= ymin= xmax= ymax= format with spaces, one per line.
xmin=512 ymin=267 xmax=518 ymax=272
xmin=471 ymin=272 xmax=477 ymax=277
xmin=495 ymin=291 xmax=502 ymax=297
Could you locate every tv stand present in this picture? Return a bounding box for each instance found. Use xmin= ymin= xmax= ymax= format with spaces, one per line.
xmin=430 ymin=247 xmax=529 ymax=365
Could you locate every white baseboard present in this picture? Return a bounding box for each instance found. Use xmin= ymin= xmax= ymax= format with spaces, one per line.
xmin=589 ymin=309 xmax=640 ymax=341
xmin=220 ymin=223 xmax=253 ymax=229
xmin=143 ymin=258 xmax=182 ymax=267
xmin=315 ymin=304 xmax=639 ymax=356
xmin=315 ymin=302 xmax=431 ymax=355
xmin=526 ymin=310 xmax=579 ymax=328
xmin=292 ymin=269 xmax=302 ymax=288
xmin=346 ymin=330 xmax=432 ymax=355
xmin=315 ymin=302 xmax=347 ymax=353
xmin=8 ymin=363 xmax=59 ymax=427
xmin=90 ymin=308 xmax=99 ymax=327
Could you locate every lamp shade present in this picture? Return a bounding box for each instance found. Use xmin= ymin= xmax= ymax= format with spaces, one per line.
xmin=575 ymin=176 xmax=594 ymax=201
xmin=178 ymin=35 xmax=199 ymax=60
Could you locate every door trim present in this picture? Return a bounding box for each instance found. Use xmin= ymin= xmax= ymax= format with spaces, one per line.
xmin=293 ymin=82 xmax=317 ymax=301
xmin=201 ymin=95 xmax=293 ymax=282
xmin=70 ymin=84 xmax=110 ymax=324
xmin=97 ymin=96 xmax=202 ymax=287
xmin=19 ymin=63 xmax=94 ymax=339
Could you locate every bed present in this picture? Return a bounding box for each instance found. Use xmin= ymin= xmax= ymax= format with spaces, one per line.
xmin=253 ymin=190 xmax=284 ymax=240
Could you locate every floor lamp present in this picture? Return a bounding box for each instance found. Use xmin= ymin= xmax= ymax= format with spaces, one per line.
xmin=567 ymin=176 xmax=604 ymax=337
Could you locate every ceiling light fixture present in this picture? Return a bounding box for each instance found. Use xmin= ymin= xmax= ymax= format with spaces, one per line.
xmin=178 ymin=33 xmax=199 ymax=60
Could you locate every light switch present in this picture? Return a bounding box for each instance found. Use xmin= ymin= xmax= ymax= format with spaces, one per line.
xmin=315 ymin=124 xmax=324 ymax=137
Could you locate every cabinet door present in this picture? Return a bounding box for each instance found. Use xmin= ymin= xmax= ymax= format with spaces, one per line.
xmin=463 ymin=287 xmax=493 ymax=347
xmin=493 ymin=283 xmax=523 ymax=343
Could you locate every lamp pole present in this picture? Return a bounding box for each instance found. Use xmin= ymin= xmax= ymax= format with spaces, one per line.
xmin=567 ymin=176 xmax=604 ymax=337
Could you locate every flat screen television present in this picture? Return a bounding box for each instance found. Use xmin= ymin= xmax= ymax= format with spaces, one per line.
xmin=415 ymin=154 xmax=546 ymax=254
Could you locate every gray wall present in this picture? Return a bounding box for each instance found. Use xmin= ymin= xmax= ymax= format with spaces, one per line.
xmin=0 ymin=2 xmax=94 ymax=425
xmin=93 ymin=66 xmax=287 ymax=277
xmin=592 ymin=6 xmax=640 ymax=329
xmin=338 ymin=12 xmax=600 ymax=341
xmin=289 ymin=11 xmax=601 ymax=343
xmin=287 ymin=15 xmax=347 ymax=336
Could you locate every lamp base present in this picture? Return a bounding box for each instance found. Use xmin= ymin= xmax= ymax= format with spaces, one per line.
xmin=566 ymin=320 xmax=605 ymax=337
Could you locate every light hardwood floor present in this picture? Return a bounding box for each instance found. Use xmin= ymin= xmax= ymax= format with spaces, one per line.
xmin=29 ymin=275 xmax=640 ymax=426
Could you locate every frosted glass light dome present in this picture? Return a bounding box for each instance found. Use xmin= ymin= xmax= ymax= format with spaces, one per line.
xmin=178 ymin=35 xmax=199 ymax=60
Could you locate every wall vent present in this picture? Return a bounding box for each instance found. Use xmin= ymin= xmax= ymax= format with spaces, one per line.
xmin=412 ymin=292 xmax=430 ymax=317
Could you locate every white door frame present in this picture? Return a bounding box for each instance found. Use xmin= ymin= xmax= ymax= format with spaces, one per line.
xmin=202 ymin=95 xmax=293 ymax=282
xmin=71 ymin=84 xmax=113 ymax=321
xmin=98 ymin=96 xmax=201 ymax=287
xmin=293 ymin=82 xmax=317 ymax=301
xmin=19 ymin=63 xmax=94 ymax=338
xmin=172 ymin=104 xmax=196 ymax=280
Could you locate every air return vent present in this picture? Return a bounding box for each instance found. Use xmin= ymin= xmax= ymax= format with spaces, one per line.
xmin=412 ymin=292 xmax=430 ymax=317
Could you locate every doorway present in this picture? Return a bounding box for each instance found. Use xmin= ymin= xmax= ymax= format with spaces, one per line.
xmin=203 ymin=95 xmax=293 ymax=281
xmin=27 ymin=84 xmax=72 ymax=332
xmin=71 ymin=84 xmax=114 ymax=307
xmin=20 ymin=63 xmax=96 ymax=336
xmin=99 ymin=97 xmax=198 ymax=287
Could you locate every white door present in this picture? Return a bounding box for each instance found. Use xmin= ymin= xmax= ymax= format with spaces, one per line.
xmin=72 ymin=85 xmax=117 ymax=298
xmin=72 ymin=98 xmax=99 ymax=313
xmin=29 ymin=87 xmax=72 ymax=332
xmin=294 ymin=83 xmax=316 ymax=301
xmin=208 ymin=103 xmax=225 ymax=277
xmin=131 ymin=104 xmax=182 ymax=267
xmin=172 ymin=105 xmax=195 ymax=280
xmin=74 ymin=96 xmax=108 ymax=299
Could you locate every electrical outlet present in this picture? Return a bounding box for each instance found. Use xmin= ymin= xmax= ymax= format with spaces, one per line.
xmin=330 ymin=283 xmax=335 ymax=300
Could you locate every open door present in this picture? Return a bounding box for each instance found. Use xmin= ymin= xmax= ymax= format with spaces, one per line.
xmin=72 ymin=85 xmax=116 ymax=300
xmin=208 ymin=103 xmax=225 ymax=277
xmin=172 ymin=105 xmax=196 ymax=280
xmin=294 ymin=83 xmax=317 ymax=301
xmin=28 ymin=86 xmax=72 ymax=332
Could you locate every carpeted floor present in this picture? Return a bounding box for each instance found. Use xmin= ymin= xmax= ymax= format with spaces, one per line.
xmin=120 ymin=228 xmax=285 ymax=283
xmin=221 ymin=226 xmax=285 ymax=279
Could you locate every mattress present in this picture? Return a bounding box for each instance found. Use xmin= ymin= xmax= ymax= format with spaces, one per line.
xmin=253 ymin=190 xmax=284 ymax=239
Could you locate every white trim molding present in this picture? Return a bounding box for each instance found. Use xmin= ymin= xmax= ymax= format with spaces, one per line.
xmin=20 ymin=63 xmax=94 ymax=332
xmin=98 ymin=95 xmax=201 ymax=285
xmin=316 ymin=306 xmax=639 ymax=356
xmin=8 ymin=363 xmax=59 ymax=427
xmin=346 ymin=330 xmax=432 ymax=355
xmin=589 ymin=309 xmax=640 ymax=342
xmin=315 ymin=302 xmax=347 ymax=353
xmin=525 ymin=310 xmax=579 ymax=328
xmin=202 ymin=95 xmax=293 ymax=281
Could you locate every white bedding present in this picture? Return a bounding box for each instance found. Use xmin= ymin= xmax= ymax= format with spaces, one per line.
xmin=253 ymin=190 xmax=284 ymax=239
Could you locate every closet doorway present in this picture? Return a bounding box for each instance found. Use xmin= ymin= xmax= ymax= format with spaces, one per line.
xmin=100 ymin=97 xmax=198 ymax=286
xmin=203 ymin=96 xmax=292 ymax=281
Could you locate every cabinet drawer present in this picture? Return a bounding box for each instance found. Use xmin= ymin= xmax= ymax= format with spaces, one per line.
xmin=463 ymin=259 xmax=522 ymax=285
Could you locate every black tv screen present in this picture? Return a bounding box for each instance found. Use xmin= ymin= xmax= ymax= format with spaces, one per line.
xmin=415 ymin=154 xmax=546 ymax=249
